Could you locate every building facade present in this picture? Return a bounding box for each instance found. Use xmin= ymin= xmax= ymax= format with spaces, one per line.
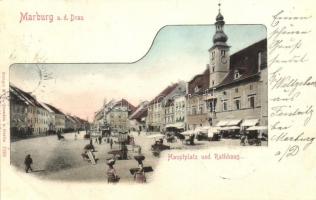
xmin=93 ymin=99 xmax=136 ymax=133
xmin=44 ymin=104 xmax=65 ymax=133
xmin=186 ymin=68 xmax=210 ymax=130
xmin=146 ymin=81 xmax=186 ymax=132
xmin=164 ymin=99 xmax=175 ymax=127
xmin=129 ymin=101 xmax=148 ymax=132
xmin=190 ymin=8 xmax=268 ymax=131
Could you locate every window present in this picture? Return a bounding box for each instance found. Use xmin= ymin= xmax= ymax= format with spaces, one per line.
xmin=222 ymin=100 xmax=228 ymax=111
xmin=211 ymin=51 xmax=215 ymax=60
xmin=235 ymin=88 xmax=238 ymax=93
xmin=192 ymin=107 xmax=197 ymax=115
xmin=199 ymin=103 xmax=204 ymax=114
xmin=248 ymin=95 xmax=255 ymax=108
xmin=223 ymin=91 xmax=226 ymax=95
xmin=221 ymin=50 xmax=225 ymax=56
xmin=235 ymin=99 xmax=241 ymax=110
xmin=209 ymin=102 xmax=214 ymax=112
xmin=250 ymin=84 xmax=253 ymax=90
xmin=212 ymin=66 xmax=215 ymax=72
xmin=212 ymin=80 xmax=215 ymax=86
xmin=194 ymin=86 xmax=200 ymax=93
xmin=234 ymin=70 xmax=240 ymax=79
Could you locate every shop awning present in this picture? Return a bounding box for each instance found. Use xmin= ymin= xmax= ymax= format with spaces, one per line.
xmin=195 ymin=126 xmax=211 ymax=132
xmin=241 ymin=119 xmax=259 ymax=127
xmin=216 ymin=120 xmax=230 ymax=127
xmin=247 ymin=126 xmax=268 ymax=131
xmin=226 ymin=119 xmax=242 ymax=126
xmin=219 ymin=126 xmax=240 ymax=130
xmin=165 ymin=122 xmax=185 ymax=129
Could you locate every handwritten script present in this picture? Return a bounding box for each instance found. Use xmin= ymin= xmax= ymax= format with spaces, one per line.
xmin=269 ymin=10 xmax=314 ymax=162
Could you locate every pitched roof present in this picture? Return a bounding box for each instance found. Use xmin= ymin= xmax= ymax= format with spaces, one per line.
xmin=215 ymin=39 xmax=267 ymax=89
xmin=112 ymin=99 xmax=136 ymax=112
xmin=130 ymin=108 xmax=148 ymax=120
xmin=149 ymin=83 xmax=179 ymax=105
xmin=40 ymin=102 xmax=54 ymax=113
xmin=44 ymin=103 xmax=65 ymax=115
xmin=9 ymin=85 xmax=44 ymax=108
xmin=129 ymin=101 xmax=149 ymax=120
xmin=65 ymin=115 xmax=77 ymax=123
xmin=187 ymin=67 xmax=210 ymax=95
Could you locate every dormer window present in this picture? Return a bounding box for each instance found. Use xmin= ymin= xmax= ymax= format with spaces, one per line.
xmin=194 ymin=86 xmax=200 ymax=93
xmin=234 ymin=70 xmax=240 ymax=79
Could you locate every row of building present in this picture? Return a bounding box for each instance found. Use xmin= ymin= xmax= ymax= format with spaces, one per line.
xmin=93 ymin=8 xmax=268 ymax=134
xmin=10 ymin=85 xmax=89 ymax=138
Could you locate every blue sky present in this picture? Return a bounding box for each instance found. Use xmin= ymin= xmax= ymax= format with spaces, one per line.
xmin=10 ymin=24 xmax=266 ymax=120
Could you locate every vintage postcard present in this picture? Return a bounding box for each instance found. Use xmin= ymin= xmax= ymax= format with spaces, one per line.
xmin=1 ymin=0 xmax=316 ymax=199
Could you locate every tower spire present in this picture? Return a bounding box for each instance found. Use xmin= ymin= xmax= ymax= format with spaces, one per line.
xmin=212 ymin=2 xmax=228 ymax=47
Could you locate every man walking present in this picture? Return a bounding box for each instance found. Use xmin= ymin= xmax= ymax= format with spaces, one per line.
xmin=24 ymin=154 xmax=33 ymax=173
xmin=110 ymin=139 xmax=113 ymax=149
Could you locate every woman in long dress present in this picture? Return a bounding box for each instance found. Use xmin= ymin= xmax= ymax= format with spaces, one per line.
xmin=134 ymin=164 xmax=146 ymax=183
xmin=107 ymin=159 xmax=120 ymax=183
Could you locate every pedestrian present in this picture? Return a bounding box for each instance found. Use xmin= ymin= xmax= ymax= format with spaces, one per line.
xmin=110 ymin=139 xmax=113 ymax=149
xmin=74 ymin=133 xmax=77 ymax=140
xmin=107 ymin=159 xmax=120 ymax=183
xmin=24 ymin=154 xmax=33 ymax=173
xmin=138 ymin=146 xmax=142 ymax=154
xmin=138 ymin=130 xmax=140 ymax=136
xmin=134 ymin=164 xmax=146 ymax=183
xmin=98 ymin=136 xmax=102 ymax=144
xmin=85 ymin=142 xmax=95 ymax=152
xmin=122 ymin=143 xmax=128 ymax=160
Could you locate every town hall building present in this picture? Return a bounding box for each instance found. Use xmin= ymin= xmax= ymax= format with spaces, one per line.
xmin=187 ymin=6 xmax=268 ymax=131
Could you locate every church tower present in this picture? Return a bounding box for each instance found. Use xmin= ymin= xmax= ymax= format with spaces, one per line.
xmin=209 ymin=3 xmax=230 ymax=88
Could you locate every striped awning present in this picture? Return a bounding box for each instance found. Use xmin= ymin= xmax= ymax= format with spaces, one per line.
xmin=247 ymin=126 xmax=268 ymax=131
xmin=226 ymin=119 xmax=242 ymax=126
xmin=216 ymin=120 xmax=230 ymax=127
xmin=219 ymin=126 xmax=240 ymax=130
xmin=241 ymin=119 xmax=259 ymax=127
xmin=165 ymin=122 xmax=185 ymax=129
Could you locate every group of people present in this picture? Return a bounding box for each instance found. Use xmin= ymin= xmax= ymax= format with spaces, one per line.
xmin=106 ymin=157 xmax=147 ymax=184
xmin=24 ymin=131 xmax=149 ymax=183
xmin=240 ymin=130 xmax=262 ymax=146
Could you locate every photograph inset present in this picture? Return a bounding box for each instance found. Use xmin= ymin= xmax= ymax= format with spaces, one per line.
xmin=9 ymin=6 xmax=268 ymax=183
